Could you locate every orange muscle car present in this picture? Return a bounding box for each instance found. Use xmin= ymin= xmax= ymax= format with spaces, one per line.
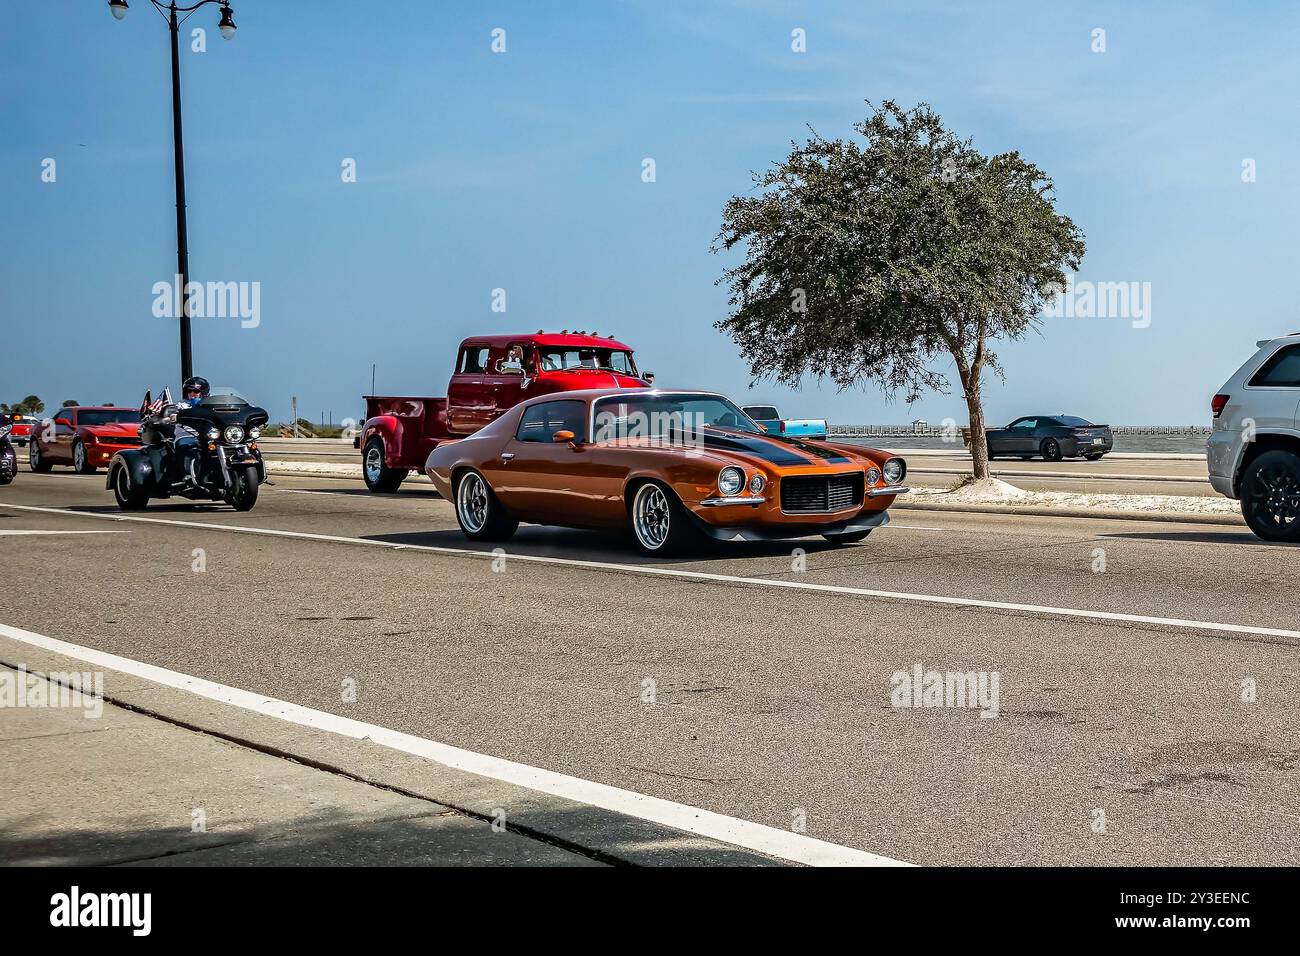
xmin=425 ymin=389 xmax=909 ymax=555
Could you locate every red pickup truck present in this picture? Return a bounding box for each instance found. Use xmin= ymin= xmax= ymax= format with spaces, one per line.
xmin=360 ymin=331 xmax=651 ymax=491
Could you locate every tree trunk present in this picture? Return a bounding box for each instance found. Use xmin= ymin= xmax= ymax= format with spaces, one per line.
xmin=965 ymin=379 xmax=989 ymax=480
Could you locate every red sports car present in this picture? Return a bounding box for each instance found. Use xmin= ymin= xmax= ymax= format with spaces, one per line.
xmin=28 ymin=406 xmax=142 ymax=474
xmin=5 ymin=413 xmax=36 ymax=446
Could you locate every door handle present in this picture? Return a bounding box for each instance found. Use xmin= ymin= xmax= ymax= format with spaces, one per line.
xmin=500 ymin=452 xmax=515 ymax=461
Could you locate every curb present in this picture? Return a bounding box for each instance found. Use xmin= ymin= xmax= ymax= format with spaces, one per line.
xmin=912 ymin=467 xmax=1209 ymax=483
xmin=894 ymin=500 xmax=1244 ymax=527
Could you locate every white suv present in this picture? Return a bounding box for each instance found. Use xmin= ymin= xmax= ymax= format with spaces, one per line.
xmin=1208 ymin=333 xmax=1300 ymax=540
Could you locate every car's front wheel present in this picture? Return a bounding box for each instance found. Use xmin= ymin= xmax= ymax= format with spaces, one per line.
xmin=1240 ymin=450 xmax=1300 ymax=542
xmin=0 ymin=445 xmax=16 ymax=485
xmin=454 ymin=469 xmax=518 ymax=542
xmin=73 ymin=439 xmax=96 ymax=474
xmin=629 ymin=481 xmax=704 ymax=556
xmin=1041 ymin=438 xmax=1063 ymax=462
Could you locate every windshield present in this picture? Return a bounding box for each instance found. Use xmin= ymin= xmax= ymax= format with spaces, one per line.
xmin=538 ymin=348 xmax=637 ymax=375
xmin=79 ymin=409 xmax=140 ymax=426
xmin=593 ymin=393 xmax=761 ymax=442
xmin=197 ymin=388 xmax=250 ymax=406
xmin=1057 ymin=416 xmax=1094 ymax=426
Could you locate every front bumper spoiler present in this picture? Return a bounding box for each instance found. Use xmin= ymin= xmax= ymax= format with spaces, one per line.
xmin=693 ymin=505 xmax=894 ymax=542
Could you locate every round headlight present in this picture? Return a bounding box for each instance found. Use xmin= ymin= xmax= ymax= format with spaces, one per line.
xmin=748 ymin=473 xmax=766 ymax=494
xmin=866 ymin=467 xmax=881 ymax=485
xmin=718 ymin=466 xmax=744 ymax=496
xmin=883 ymin=458 xmax=906 ymax=484
xmin=206 ymin=427 xmax=220 ymax=441
xmin=248 ymin=426 xmax=261 ymax=440
xmin=222 ymin=425 xmax=245 ymax=444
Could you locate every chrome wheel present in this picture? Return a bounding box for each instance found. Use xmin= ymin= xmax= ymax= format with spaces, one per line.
xmin=456 ymin=472 xmax=489 ymax=533
xmin=73 ymin=442 xmax=86 ymax=472
xmin=633 ymin=484 xmax=670 ymax=550
xmin=364 ymin=445 xmax=383 ymax=484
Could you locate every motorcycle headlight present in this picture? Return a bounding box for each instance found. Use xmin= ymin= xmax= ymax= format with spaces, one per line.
xmin=222 ymin=425 xmax=245 ymax=444
xmin=882 ymin=458 xmax=906 ymax=484
xmin=748 ymin=473 xmax=766 ymax=494
xmin=718 ymin=466 xmax=744 ymax=496
xmin=206 ymin=427 xmax=220 ymax=441
xmin=248 ymin=426 xmax=261 ymax=440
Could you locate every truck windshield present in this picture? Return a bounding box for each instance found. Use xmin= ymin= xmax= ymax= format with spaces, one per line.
xmin=538 ymin=348 xmax=637 ymax=375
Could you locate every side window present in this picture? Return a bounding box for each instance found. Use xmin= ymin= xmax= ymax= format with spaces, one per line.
xmin=515 ymin=400 xmax=587 ymax=443
xmin=460 ymin=347 xmax=489 ymax=374
xmin=1011 ymin=418 xmax=1036 ymax=430
xmin=1249 ymin=345 xmax=1300 ymax=387
xmin=498 ymin=344 xmax=525 ymax=374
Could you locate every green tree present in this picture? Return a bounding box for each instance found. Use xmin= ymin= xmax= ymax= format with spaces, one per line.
xmin=714 ymin=101 xmax=1085 ymax=479
xmin=0 ymin=395 xmax=44 ymax=416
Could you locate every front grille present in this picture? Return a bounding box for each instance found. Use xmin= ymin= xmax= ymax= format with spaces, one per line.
xmin=97 ymin=436 xmax=140 ymax=445
xmin=780 ymin=472 xmax=864 ymax=513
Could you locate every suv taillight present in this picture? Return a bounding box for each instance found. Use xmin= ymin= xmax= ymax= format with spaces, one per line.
xmin=1211 ymin=394 xmax=1229 ymax=418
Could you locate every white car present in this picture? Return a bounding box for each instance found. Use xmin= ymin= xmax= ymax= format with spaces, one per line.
xmin=1208 ymin=333 xmax=1300 ymax=540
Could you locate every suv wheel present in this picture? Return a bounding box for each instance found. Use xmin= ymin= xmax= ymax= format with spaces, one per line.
xmin=1241 ymin=450 xmax=1300 ymax=542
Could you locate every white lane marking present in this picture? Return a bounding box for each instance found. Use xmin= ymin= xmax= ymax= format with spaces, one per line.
xmin=0 ymin=530 xmax=128 ymax=536
xmin=0 ymin=621 xmax=904 ymax=867
xmin=1 ymin=502 xmax=1293 ymax=642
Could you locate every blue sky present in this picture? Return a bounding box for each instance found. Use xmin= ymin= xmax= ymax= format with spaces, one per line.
xmin=3 ymin=1 xmax=1298 ymax=426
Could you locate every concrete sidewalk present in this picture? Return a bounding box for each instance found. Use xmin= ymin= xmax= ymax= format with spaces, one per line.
xmin=0 ymin=667 xmax=600 ymax=867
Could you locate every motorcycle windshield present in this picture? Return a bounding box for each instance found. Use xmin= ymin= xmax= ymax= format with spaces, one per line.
xmin=197 ymin=388 xmax=250 ymax=406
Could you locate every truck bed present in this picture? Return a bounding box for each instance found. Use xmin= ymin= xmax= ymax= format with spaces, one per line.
xmin=363 ymin=395 xmax=455 ymax=470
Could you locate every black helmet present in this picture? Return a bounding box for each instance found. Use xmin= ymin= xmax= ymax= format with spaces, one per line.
xmin=182 ymin=376 xmax=210 ymax=401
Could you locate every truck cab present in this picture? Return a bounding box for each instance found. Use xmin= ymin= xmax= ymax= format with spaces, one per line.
xmin=361 ymin=332 xmax=650 ymax=492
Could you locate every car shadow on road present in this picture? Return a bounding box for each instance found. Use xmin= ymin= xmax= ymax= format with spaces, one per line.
xmin=363 ymin=527 xmax=845 ymax=566
xmin=1100 ymin=530 xmax=1297 ymax=547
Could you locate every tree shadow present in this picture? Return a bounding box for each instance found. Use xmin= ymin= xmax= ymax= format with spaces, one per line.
xmin=0 ymin=803 xmax=779 ymax=867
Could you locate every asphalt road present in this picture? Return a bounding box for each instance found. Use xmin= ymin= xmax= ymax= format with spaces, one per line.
xmin=2 ymin=470 xmax=1296 ymax=866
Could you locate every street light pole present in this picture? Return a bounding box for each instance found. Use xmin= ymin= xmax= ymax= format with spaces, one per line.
xmin=108 ymin=0 xmax=237 ymax=384
xmin=168 ymin=4 xmax=193 ymax=383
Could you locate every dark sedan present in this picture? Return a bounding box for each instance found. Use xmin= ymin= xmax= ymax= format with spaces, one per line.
xmin=985 ymin=416 xmax=1113 ymax=462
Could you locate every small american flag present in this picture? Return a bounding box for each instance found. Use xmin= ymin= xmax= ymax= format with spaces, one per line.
xmin=144 ymin=387 xmax=172 ymax=415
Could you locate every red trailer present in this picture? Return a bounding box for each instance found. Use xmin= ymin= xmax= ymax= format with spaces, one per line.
xmin=360 ymin=332 xmax=651 ymax=491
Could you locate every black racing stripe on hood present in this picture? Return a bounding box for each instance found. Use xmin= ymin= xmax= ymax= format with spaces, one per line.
xmin=700 ymin=431 xmax=836 ymax=466
xmin=765 ymin=435 xmax=851 ymax=464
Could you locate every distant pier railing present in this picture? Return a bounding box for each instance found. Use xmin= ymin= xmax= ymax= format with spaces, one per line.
xmin=828 ymin=424 xmax=1211 ymax=438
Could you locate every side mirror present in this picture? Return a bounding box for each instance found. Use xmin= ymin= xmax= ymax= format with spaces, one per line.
xmin=642 ymin=372 xmax=655 ymax=384
xmin=552 ymin=430 xmax=576 ymax=444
